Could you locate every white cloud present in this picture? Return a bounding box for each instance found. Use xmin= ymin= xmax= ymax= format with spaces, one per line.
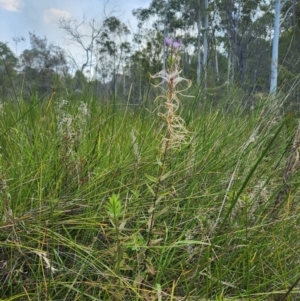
xmin=0 ymin=0 xmax=23 ymax=12
xmin=43 ymin=8 xmax=71 ymax=24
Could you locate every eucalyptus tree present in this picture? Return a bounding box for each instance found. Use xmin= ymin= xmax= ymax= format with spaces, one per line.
xmin=203 ymin=0 xmax=209 ymax=87
xmin=20 ymin=33 xmax=67 ymax=73
xmin=133 ymin=0 xmax=198 ymax=76
xmin=268 ymin=0 xmax=299 ymax=95
xmin=215 ymin=0 xmax=268 ymax=87
xmin=276 ymin=0 xmax=300 ymax=32
xmin=19 ymin=33 xmax=67 ymax=95
xmin=188 ymin=0 xmax=209 ymax=85
xmin=96 ymin=16 xmax=131 ymax=96
xmin=133 ymin=0 xmax=173 ymax=73
xmin=126 ymin=29 xmax=164 ymax=102
xmin=0 ymin=42 xmax=17 ymax=76
xmin=0 ymin=42 xmax=18 ymax=99
xmin=133 ymin=0 xmax=191 ymax=33
xmin=12 ymin=36 xmax=26 ymax=55
xmin=132 ymin=0 xmax=239 ymax=87
xmin=270 ymin=0 xmax=281 ymax=95
xmin=245 ymin=10 xmax=273 ymax=93
xmin=272 ymin=0 xmax=300 ymax=100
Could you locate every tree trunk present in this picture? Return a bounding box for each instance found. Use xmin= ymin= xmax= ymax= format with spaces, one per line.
xmin=270 ymin=0 xmax=280 ymax=95
xmin=163 ymin=0 xmax=169 ymax=73
xmin=203 ymin=0 xmax=208 ymax=88
xmin=197 ymin=0 xmax=202 ymax=85
xmin=227 ymin=42 xmax=232 ymax=86
xmin=215 ymin=44 xmax=220 ymax=82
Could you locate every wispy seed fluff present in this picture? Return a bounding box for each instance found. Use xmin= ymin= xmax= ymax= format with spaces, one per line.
xmin=151 ymin=37 xmax=191 ymax=151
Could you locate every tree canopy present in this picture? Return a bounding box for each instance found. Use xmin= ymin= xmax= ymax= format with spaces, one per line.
xmin=0 ymin=1 xmax=299 ymax=103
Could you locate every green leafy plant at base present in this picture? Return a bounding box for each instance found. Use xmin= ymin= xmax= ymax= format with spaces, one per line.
xmin=105 ymin=194 xmax=124 ymax=277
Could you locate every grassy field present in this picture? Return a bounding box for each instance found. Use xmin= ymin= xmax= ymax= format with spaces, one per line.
xmin=0 ymin=86 xmax=300 ymax=301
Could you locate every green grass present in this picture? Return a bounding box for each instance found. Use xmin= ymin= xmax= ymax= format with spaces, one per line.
xmin=0 ymin=89 xmax=300 ymax=301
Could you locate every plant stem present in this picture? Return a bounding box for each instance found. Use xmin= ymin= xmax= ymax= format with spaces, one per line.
xmin=146 ymin=139 xmax=169 ymax=247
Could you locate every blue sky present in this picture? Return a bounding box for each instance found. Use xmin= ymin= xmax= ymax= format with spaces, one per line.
xmin=0 ymin=0 xmax=151 ymax=59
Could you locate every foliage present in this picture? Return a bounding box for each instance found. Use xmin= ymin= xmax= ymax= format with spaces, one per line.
xmin=0 ymin=80 xmax=300 ymax=300
xmin=97 ymin=16 xmax=131 ymax=85
xmin=1 ymin=1 xmax=300 ymax=103
xmin=0 ymin=9 xmax=299 ymax=301
xmin=18 ymin=32 xmax=67 ymax=96
xmin=0 ymin=42 xmax=18 ymax=98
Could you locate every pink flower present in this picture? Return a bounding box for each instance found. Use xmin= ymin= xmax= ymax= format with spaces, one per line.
xmin=172 ymin=39 xmax=183 ymax=49
xmin=165 ymin=37 xmax=173 ymax=47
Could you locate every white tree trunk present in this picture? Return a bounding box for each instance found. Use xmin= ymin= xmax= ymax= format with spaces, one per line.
xmin=203 ymin=0 xmax=208 ymax=88
xmin=215 ymin=43 xmax=220 ymax=82
xmin=270 ymin=0 xmax=281 ymax=95
xmin=163 ymin=0 xmax=169 ymax=73
xmin=227 ymin=43 xmax=231 ymax=86
xmin=197 ymin=0 xmax=202 ymax=85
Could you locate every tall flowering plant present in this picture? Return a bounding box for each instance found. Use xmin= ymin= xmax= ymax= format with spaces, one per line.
xmin=151 ymin=37 xmax=191 ymax=151
xmin=144 ymin=38 xmax=192 ymax=246
xmin=136 ymin=37 xmax=193 ymax=295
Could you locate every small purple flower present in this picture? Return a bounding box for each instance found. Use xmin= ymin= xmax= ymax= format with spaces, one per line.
xmin=173 ymin=39 xmax=183 ymax=49
xmin=165 ymin=37 xmax=173 ymax=47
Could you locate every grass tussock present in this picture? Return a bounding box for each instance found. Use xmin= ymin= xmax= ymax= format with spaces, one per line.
xmin=0 ymin=88 xmax=300 ymax=301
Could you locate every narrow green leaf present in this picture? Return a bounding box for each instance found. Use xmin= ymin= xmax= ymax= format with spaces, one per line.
xmin=145 ymin=173 xmax=158 ymax=183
